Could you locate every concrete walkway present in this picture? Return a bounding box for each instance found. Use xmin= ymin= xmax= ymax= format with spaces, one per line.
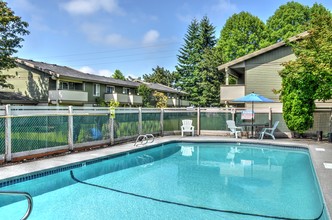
xmin=0 ymin=136 xmax=331 ymax=218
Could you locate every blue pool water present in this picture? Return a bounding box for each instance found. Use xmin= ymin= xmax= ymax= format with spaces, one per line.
xmin=0 ymin=142 xmax=328 ymax=220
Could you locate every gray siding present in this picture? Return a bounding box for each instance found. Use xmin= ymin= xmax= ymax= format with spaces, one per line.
xmin=245 ymin=46 xmax=296 ymax=100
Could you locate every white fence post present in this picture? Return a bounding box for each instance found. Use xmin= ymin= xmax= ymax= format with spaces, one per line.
xmin=68 ymin=106 xmax=74 ymax=151
xmin=5 ymin=104 xmax=12 ymax=162
xmin=160 ymin=108 xmax=164 ymax=136
xmin=138 ymin=107 xmax=142 ymax=135
xmin=197 ymin=107 xmax=200 ymax=136
xmin=269 ymin=107 xmax=272 ymax=127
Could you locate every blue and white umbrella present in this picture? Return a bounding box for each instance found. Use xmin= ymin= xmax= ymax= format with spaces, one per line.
xmin=233 ymin=92 xmax=274 ymax=137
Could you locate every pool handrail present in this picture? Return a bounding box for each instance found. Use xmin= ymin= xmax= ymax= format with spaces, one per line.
xmin=134 ymin=134 xmax=154 ymax=146
xmin=0 ymin=191 xmax=33 ymax=220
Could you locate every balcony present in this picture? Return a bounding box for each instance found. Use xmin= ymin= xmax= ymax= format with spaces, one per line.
xmin=220 ymin=85 xmax=245 ymax=102
xmin=105 ymin=93 xmax=142 ymax=105
xmin=49 ymin=90 xmax=88 ymax=104
xmin=167 ymin=98 xmax=177 ymax=107
xmin=180 ymin=100 xmax=190 ymax=107
xmin=129 ymin=94 xmax=143 ymax=105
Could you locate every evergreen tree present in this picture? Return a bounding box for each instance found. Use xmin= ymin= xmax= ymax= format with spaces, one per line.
xmin=175 ymin=16 xmax=217 ymax=106
xmin=216 ymin=12 xmax=267 ymax=62
xmin=0 ymin=1 xmax=29 ymax=88
xmin=143 ymin=66 xmax=174 ymax=87
xmin=197 ymin=48 xmax=224 ymax=106
xmin=175 ymin=18 xmax=200 ymax=92
xmin=266 ymin=1 xmax=310 ymax=44
xmin=112 ymin=69 xmax=126 ymax=80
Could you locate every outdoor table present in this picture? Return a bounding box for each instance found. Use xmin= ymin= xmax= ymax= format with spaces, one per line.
xmin=237 ymin=122 xmax=269 ymax=138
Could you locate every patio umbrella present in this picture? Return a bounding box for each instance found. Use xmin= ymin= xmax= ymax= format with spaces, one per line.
xmin=232 ymin=92 xmax=274 ymax=137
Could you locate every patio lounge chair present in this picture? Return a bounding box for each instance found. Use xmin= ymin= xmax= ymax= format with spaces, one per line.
xmin=181 ymin=120 xmax=194 ymax=137
xmin=259 ymin=121 xmax=279 ymax=140
xmin=226 ymin=120 xmax=243 ymax=139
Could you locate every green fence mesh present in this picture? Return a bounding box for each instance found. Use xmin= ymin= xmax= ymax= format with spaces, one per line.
xmin=164 ymin=111 xmax=197 ymax=131
xmin=11 ymin=116 xmax=68 ymax=153
xmin=114 ymin=112 xmax=139 ymax=138
xmin=73 ymin=115 xmax=110 ymax=144
xmin=200 ymin=112 xmax=232 ymax=130
xmin=142 ymin=112 xmax=161 ymax=134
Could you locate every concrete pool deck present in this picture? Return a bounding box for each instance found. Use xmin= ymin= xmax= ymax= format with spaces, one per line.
xmin=0 ymin=135 xmax=331 ymax=218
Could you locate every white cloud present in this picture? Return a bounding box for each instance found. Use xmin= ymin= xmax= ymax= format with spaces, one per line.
xmin=80 ymin=22 xmax=132 ymax=47
xmin=214 ymin=0 xmax=237 ymax=12
xmin=61 ymin=0 xmax=124 ymax=15
xmin=79 ymin=66 xmax=113 ymax=77
xmin=142 ymin=30 xmax=160 ymax=45
xmin=98 ymin=69 xmax=113 ymax=77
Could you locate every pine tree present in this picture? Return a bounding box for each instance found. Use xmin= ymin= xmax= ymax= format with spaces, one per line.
xmin=175 ymin=18 xmax=200 ymax=93
xmin=112 ymin=69 xmax=126 ymax=80
xmin=143 ymin=66 xmax=174 ymax=87
xmin=175 ymin=16 xmax=217 ymax=106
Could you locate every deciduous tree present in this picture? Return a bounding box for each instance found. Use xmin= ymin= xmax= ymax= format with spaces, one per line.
xmin=216 ymin=12 xmax=267 ymax=62
xmin=0 ymin=1 xmax=29 ymax=88
xmin=280 ymin=11 xmax=332 ymax=133
xmin=266 ymin=1 xmax=310 ymax=44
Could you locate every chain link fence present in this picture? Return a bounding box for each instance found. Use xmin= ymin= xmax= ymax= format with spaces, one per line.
xmin=0 ymin=105 xmax=330 ymax=162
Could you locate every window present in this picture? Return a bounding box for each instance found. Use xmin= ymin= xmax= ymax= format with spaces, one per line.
xmin=123 ymin=88 xmax=130 ymax=94
xmin=59 ymin=81 xmax=83 ymax=90
xmin=106 ymin=86 xmax=115 ymax=94
xmin=60 ymin=82 xmax=69 ymax=90
xmin=93 ymin=84 xmax=100 ymax=96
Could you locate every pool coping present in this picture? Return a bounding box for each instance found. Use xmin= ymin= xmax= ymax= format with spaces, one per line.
xmin=0 ymin=136 xmax=331 ymax=219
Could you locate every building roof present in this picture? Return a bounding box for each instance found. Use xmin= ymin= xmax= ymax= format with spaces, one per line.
xmin=15 ymin=58 xmax=186 ymax=96
xmin=217 ymin=31 xmax=309 ymax=71
xmin=0 ymin=92 xmax=38 ymax=105
xmin=16 ymin=58 xmax=140 ymax=88
xmin=143 ymin=82 xmax=187 ymax=95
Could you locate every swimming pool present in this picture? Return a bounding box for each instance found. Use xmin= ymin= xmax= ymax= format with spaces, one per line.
xmin=0 ymin=141 xmax=328 ymax=219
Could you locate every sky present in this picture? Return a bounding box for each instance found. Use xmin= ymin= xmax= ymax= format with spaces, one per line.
xmin=6 ymin=0 xmax=332 ymax=79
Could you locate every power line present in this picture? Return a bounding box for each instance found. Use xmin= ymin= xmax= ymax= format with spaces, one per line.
xmin=36 ymin=41 xmax=181 ymax=59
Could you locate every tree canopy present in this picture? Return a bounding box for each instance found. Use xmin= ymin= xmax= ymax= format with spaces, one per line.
xmin=175 ymin=16 xmax=218 ymax=106
xmin=266 ymin=1 xmax=310 ymax=44
xmin=112 ymin=69 xmax=126 ymax=80
xmin=279 ymin=11 xmax=332 ymax=133
xmin=143 ymin=66 xmax=174 ymax=87
xmin=216 ymin=12 xmax=267 ymax=62
xmin=0 ymin=1 xmax=29 ymax=88
xmin=137 ymin=84 xmax=152 ymax=107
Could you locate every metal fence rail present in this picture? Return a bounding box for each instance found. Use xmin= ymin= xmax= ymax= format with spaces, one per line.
xmin=0 ymin=105 xmax=330 ymax=162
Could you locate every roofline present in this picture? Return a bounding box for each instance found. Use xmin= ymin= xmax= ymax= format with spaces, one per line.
xmin=217 ymin=31 xmax=309 ymax=71
xmin=15 ymin=58 xmax=186 ymax=95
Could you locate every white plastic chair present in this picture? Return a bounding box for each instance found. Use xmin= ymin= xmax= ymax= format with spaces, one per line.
xmin=260 ymin=121 xmax=279 ymax=140
xmin=226 ymin=120 xmax=243 ymax=139
xmin=181 ymin=120 xmax=194 ymax=137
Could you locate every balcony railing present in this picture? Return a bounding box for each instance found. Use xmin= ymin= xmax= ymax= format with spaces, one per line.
xmin=129 ymin=94 xmax=143 ymax=105
xmin=49 ymin=90 xmax=88 ymax=104
xmin=180 ymin=100 xmax=190 ymax=107
xmin=220 ymin=85 xmax=245 ymax=102
xmin=105 ymin=93 xmax=142 ymax=105
xmin=167 ymin=98 xmax=177 ymax=107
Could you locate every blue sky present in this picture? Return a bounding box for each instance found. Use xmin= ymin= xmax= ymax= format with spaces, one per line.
xmin=7 ymin=0 xmax=332 ymax=79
